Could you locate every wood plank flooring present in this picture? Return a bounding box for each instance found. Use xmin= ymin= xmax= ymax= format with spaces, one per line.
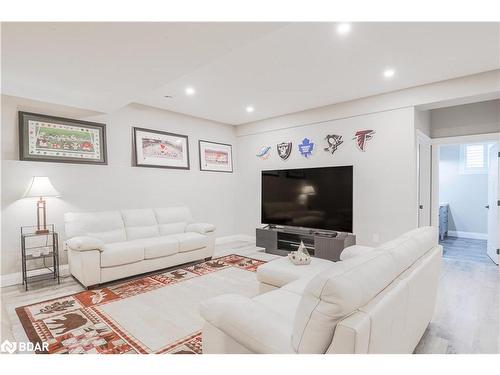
xmin=2 ymin=239 xmax=499 ymax=353
xmin=440 ymin=237 xmax=493 ymax=264
xmin=415 ymin=237 xmax=499 ymax=353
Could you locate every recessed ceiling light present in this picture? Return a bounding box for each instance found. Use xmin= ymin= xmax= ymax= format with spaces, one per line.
xmin=185 ymin=86 xmax=196 ymax=96
xmin=336 ymin=23 xmax=351 ymax=35
xmin=246 ymin=106 xmax=255 ymax=113
xmin=383 ymin=68 xmax=395 ymax=79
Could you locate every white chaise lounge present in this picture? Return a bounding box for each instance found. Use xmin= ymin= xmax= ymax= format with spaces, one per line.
xmin=200 ymin=226 xmax=441 ymax=354
xmin=64 ymin=207 xmax=215 ymax=288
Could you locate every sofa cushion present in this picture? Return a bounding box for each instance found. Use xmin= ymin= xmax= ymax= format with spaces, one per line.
xmin=171 ymin=232 xmax=207 ymax=253
xmin=281 ymin=275 xmax=317 ymax=295
xmin=64 ymin=211 xmax=126 ymax=244
xmin=154 ymin=207 xmax=191 ymax=235
xmin=185 ymin=222 xmax=216 ymax=234
xmin=340 ymin=245 xmax=374 ymax=261
xmin=376 ymin=226 xmax=438 ymax=270
xmin=257 ymin=256 xmax=333 ymax=288
xmin=101 ymin=242 xmax=145 ymax=267
xmin=121 ymin=209 xmax=160 ymax=240
xmin=158 ymin=222 xmax=187 ymax=235
xmin=126 ymin=225 xmax=160 ymax=240
xmin=254 ymin=289 xmax=302 ymax=324
xmin=86 ymin=229 xmax=126 ymax=244
xmin=131 ymin=236 xmax=179 ymax=259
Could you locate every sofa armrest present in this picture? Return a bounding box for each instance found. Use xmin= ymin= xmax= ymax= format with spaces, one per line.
xmin=340 ymin=245 xmax=374 ymax=261
xmin=186 ymin=222 xmax=215 ymax=234
xmin=66 ymin=236 xmax=104 ymax=252
xmin=200 ymin=294 xmax=295 ymax=354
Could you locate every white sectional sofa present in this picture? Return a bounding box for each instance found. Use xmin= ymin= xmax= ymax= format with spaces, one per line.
xmin=200 ymin=226 xmax=441 ymax=354
xmin=64 ymin=207 xmax=215 ymax=288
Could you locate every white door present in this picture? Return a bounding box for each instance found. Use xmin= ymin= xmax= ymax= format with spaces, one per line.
xmin=487 ymin=143 xmax=499 ymax=265
xmin=417 ymin=133 xmax=432 ymax=227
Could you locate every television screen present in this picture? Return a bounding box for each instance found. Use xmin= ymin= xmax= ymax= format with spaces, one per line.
xmin=261 ymin=166 xmax=353 ymax=232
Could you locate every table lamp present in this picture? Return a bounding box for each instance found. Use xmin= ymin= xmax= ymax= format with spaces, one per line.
xmin=24 ymin=177 xmax=61 ymax=234
xmin=301 ymin=185 xmax=316 ymax=195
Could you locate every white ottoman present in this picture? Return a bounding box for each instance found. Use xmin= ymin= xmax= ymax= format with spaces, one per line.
xmin=257 ymin=256 xmax=334 ymax=289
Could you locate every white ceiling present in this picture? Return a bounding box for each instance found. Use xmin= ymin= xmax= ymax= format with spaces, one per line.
xmin=2 ymin=22 xmax=500 ymax=125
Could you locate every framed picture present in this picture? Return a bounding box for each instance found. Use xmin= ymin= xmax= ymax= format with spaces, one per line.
xmin=198 ymin=140 xmax=233 ymax=173
xmin=133 ymin=127 xmax=190 ymax=169
xmin=18 ymin=111 xmax=107 ymax=165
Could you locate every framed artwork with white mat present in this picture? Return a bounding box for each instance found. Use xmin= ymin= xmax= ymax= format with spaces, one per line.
xmin=19 ymin=111 xmax=107 ymax=165
xmin=133 ymin=127 xmax=190 ymax=169
xmin=198 ymin=140 xmax=233 ymax=173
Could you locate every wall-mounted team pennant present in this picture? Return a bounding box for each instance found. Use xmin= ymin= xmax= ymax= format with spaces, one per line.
xmin=353 ymin=130 xmax=375 ymax=151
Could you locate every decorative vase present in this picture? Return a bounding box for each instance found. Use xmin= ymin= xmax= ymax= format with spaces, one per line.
xmin=288 ymin=241 xmax=312 ymax=265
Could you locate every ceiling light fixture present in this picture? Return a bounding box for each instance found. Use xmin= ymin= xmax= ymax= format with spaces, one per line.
xmin=185 ymin=86 xmax=196 ymax=96
xmin=383 ymin=68 xmax=395 ymax=79
xmin=336 ymin=23 xmax=351 ymax=35
xmin=246 ymin=106 xmax=255 ymax=113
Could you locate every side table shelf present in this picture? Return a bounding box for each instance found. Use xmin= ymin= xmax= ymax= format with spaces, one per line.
xmin=21 ymin=225 xmax=60 ymax=291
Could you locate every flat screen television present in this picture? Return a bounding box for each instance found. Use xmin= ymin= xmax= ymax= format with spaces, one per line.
xmin=261 ymin=166 xmax=353 ymax=232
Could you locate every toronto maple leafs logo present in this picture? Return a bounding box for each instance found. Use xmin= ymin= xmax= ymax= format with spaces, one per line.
xmin=298 ymin=138 xmax=315 ymax=158
xmin=324 ymin=134 xmax=343 ymax=154
xmin=353 ymin=130 xmax=375 ymax=151
xmin=277 ymin=142 xmax=292 ymax=160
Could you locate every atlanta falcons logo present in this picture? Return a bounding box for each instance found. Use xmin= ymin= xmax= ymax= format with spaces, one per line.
xmin=353 ymin=129 xmax=375 ymax=151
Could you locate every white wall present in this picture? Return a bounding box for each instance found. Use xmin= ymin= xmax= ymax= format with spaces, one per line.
xmin=415 ymin=109 xmax=431 ymax=137
xmin=439 ymin=144 xmax=488 ymax=235
xmin=234 ymin=107 xmax=418 ymax=246
xmin=1 ymin=95 xmax=238 ymax=276
xmin=430 ymin=99 xmax=500 ymax=138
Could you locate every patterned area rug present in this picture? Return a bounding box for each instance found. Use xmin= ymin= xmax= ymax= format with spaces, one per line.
xmin=16 ymin=254 xmax=266 ymax=354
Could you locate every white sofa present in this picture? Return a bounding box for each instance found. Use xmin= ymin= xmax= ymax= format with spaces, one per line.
xmin=200 ymin=226 xmax=441 ymax=354
xmin=64 ymin=207 xmax=215 ymax=288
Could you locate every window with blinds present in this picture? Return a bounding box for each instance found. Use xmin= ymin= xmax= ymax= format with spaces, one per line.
xmin=459 ymin=143 xmax=488 ymax=174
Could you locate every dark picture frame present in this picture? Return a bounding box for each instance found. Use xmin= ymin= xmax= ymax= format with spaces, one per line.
xmin=132 ymin=127 xmax=190 ymax=170
xmin=18 ymin=111 xmax=107 ymax=165
xmin=198 ymin=140 xmax=233 ymax=173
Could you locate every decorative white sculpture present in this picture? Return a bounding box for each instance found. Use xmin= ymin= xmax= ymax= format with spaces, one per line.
xmin=288 ymin=241 xmax=312 ymax=265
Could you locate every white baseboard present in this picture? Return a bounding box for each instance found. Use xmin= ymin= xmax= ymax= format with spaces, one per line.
xmin=448 ymin=230 xmax=487 ymax=240
xmin=1 ymin=236 xmax=255 ymax=288
xmin=1 ymin=265 xmax=69 ymax=288
xmin=215 ymin=234 xmax=256 ymax=245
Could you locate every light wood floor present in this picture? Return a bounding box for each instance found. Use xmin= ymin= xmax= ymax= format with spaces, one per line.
xmin=415 ymin=237 xmax=499 ymax=353
xmin=2 ymin=240 xmax=499 ymax=353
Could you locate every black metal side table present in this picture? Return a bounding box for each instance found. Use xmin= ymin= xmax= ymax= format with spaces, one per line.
xmin=21 ymin=225 xmax=60 ymax=291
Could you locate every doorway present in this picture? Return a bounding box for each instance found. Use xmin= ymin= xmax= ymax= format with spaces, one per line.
xmin=433 ymin=138 xmax=499 ymax=265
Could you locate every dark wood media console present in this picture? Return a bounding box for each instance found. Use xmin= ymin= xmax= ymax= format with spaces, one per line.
xmin=256 ymin=226 xmax=356 ymax=262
